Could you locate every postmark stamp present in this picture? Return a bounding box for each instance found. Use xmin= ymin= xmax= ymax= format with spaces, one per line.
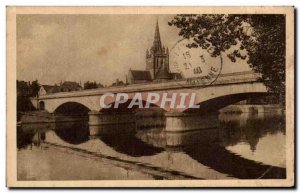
xmin=170 ymin=38 xmax=223 ymax=86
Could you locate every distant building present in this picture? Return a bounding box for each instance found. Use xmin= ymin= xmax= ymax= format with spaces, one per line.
xmin=111 ymin=79 xmax=125 ymax=87
xmin=127 ymin=20 xmax=182 ymax=84
xmin=38 ymin=85 xmax=60 ymax=96
xmin=128 ymin=70 xmax=152 ymax=84
xmin=39 ymin=81 xmax=83 ymax=95
xmin=59 ymin=81 xmax=82 ymax=92
xmin=145 ymin=20 xmax=171 ymax=80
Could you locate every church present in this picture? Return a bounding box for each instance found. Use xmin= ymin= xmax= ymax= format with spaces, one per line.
xmin=127 ymin=21 xmax=182 ymax=84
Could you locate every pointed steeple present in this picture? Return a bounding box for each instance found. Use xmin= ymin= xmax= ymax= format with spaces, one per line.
xmin=152 ymin=19 xmax=162 ymax=52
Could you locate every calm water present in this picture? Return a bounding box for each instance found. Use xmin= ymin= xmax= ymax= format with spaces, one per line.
xmin=17 ymin=112 xmax=286 ymax=180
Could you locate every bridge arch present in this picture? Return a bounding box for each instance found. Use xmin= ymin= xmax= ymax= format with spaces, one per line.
xmin=38 ymin=94 xmax=101 ymax=113
xmin=183 ymin=92 xmax=271 ymax=113
xmin=179 ymin=81 xmax=268 ymax=113
xmin=54 ymin=102 xmax=91 ymax=115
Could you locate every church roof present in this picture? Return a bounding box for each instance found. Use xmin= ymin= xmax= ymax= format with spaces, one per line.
xmin=129 ymin=70 xmax=152 ymax=81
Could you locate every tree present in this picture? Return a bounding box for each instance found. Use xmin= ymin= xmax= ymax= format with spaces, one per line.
xmin=17 ymin=80 xmax=40 ymax=113
xmin=31 ymin=80 xmax=40 ymax=97
xmin=83 ymin=81 xmax=103 ymax=90
xmin=110 ymin=80 xmax=125 ymax=87
xmin=168 ymin=14 xmax=285 ymax=101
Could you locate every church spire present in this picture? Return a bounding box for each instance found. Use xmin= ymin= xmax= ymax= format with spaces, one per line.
xmin=152 ymin=19 xmax=162 ymax=52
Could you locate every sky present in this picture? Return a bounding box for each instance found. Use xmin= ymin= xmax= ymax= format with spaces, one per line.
xmin=17 ymin=14 xmax=251 ymax=85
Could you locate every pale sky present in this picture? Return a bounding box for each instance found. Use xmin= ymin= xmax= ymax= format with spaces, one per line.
xmin=17 ymin=14 xmax=251 ymax=85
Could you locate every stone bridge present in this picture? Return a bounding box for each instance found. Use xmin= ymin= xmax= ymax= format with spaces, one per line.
xmin=30 ymin=71 xmax=269 ymax=133
xmin=31 ymin=71 xmax=267 ymax=113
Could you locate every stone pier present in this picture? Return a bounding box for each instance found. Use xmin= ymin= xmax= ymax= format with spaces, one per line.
xmin=165 ymin=128 xmax=220 ymax=147
xmin=164 ymin=112 xmax=220 ymax=133
xmin=88 ymin=111 xmax=136 ymax=136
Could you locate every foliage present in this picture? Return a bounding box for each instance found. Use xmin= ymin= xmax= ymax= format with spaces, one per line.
xmin=83 ymin=81 xmax=103 ymax=90
xmin=17 ymin=80 xmax=40 ymax=112
xmin=168 ymin=14 xmax=285 ymax=99
xmin=111 ymin=80 xmax=125 ymax=87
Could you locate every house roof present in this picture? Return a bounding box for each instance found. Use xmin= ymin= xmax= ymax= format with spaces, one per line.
xmin=48 ymin=86 xmax=60 ymax=93
xmin=41 ymin=85 xmax=55 ymax=92
xmin=41 ymin=85 xmax=59 ymax=94
xmin=40 ymin=85 xmax=60 ymax=94
xmin=129 ymin=70 xmax=152 ymax=81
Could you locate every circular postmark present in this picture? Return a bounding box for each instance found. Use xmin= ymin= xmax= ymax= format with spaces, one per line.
xmin=170 ymin=38 xmax=223 ymax=86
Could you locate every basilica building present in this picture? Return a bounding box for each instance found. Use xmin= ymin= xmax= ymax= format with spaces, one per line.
xmin=127 ymin=21 xmax=182 ymax=84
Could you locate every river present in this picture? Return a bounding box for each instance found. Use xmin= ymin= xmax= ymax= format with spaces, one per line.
xmin=17 ymin=111 xmax=286 ymax=180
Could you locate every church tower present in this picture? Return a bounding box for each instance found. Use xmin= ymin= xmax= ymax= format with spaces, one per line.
xmin=146 ymin=20 xmax=172 ymax=80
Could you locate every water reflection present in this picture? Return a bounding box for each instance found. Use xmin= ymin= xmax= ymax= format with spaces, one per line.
xmin=17 ymin=123 xmax=54 ymax=149
xmin=183 ymin=139 xmax=285 ymax=179
xmin=55 ymin=121 xmax=89 ymax=144
xmin=17 ymin=112 xmax=286 ymax=180
xmin=99 ymin=133 xmax=164 ymax=157
xmin=17 ymin=126 xmax=35 ymax=149
xmin=218 ymin=113 xmax=286 ymax=149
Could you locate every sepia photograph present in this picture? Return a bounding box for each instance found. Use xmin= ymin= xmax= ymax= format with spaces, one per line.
xmin=6 ymin=6 xmax=294 ymax=187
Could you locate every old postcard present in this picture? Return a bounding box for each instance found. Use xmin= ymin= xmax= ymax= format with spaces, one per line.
xmin=7 ymin=6 xmax=294 ymax=187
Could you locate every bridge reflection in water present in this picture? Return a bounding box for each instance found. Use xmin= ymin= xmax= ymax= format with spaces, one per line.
xmin=17 ymin=111 xmax=286 ymax=180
